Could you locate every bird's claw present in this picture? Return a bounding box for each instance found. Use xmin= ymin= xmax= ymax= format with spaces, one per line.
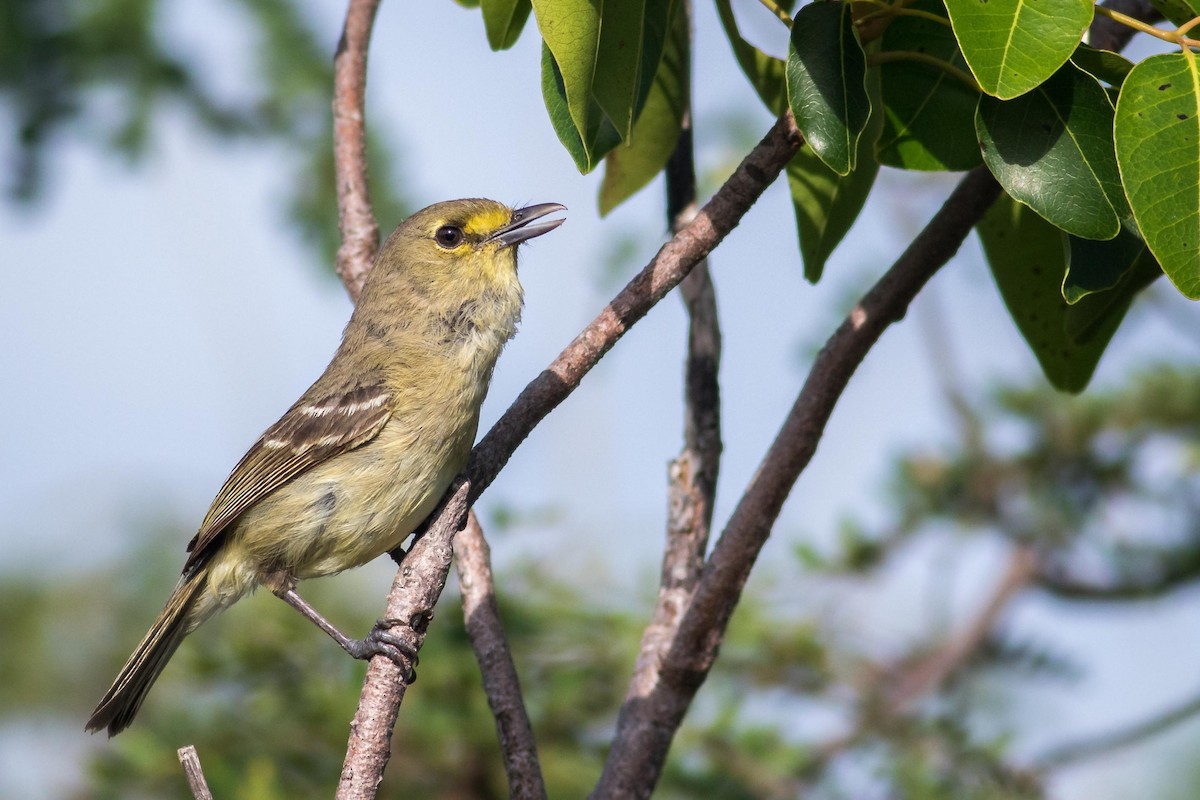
xmin=344 ymin=619 xmax=418 ymax=683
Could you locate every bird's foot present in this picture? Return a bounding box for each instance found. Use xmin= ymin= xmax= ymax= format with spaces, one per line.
xmin=343 ymin=619 xmax=419 ymax=683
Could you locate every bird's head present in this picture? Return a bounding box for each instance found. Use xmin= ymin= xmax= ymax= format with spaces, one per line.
xmin=367 ymin=199 xmax=566 ymax=303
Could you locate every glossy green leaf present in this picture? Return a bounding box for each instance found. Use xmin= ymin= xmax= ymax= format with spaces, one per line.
xmin=541 ymin=44 xmax=621 ymax=173
xmin=943 ymin=0 xmax=1091 ymax=99
xmin=1148 ymin=0 xmax=1200 ymax=25
xmin=1064 ymin=252 xmax=1160 ymax=343
xmin=979 ymin=195 xmax=1143 ymax=391
xmin=598 ymin=0 xmax=687 ymax=215
xmin=787 ymin=143 xmax=879 ymax=283
xmin=977 ymin=63 xmax=1126 ymax=240
xmin=1070 ymin=43 xmax=1134 ymax=88
xmin=481 ymin=0 xmax=532 ymax=50
xmin=532 ymin=0 xmax=601 ymax=139
xmin=788 ymin=68 xmax=882 ymax=282
xmin=592 ymin=0 xmax=674 ymax=139
xmin=1063 ymin=227 xmax=1147 ymax=303
xmin=715 ymin=0 xmax=787 ymax=113
xmin=876 ymin=0 xmax=981 ymax=170
xmin=1114 ymin=51 xmax=1200 ymax=298
xmin=786 ymin=2 xmax=869 ymax=175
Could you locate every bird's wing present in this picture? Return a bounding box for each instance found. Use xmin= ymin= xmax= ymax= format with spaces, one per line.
xmin=182 ymin=381 xmax=394 ymax=574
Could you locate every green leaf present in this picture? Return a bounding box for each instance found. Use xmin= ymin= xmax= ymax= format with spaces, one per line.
xmin=1070 ymin=43 xmax=1134 ymax=88
xmin=787 ymin=144 xmax=879 ymax=283
xmin=786 ymin=2 xmax=870 ymax=175
xmin=1115 ymin=51 xmax=1200 ymax=299
xmin=978 ymin=195 xmax=1137 ymax=392
xmin=598 ymin=0 xmax=687 ymax=214
xmin=1148 ymin=0 xmax=1200 ymax=26
xmin=541 ymin=44 xmax=621 ymax=173
xmin=977 ymin=62 xmax=1126 ymax=240
xmin=788 ymin=69 xmax=883 ymax=282
xmin=592 ymin=0 xmax=674 ymax=140
xmin=714 ymin=0 xmax=787 ymax=113
xmin=943 ymin=0 xmax=1091 ymax=99
xmin=532 ymin=0 xmax=601 ymax=139
xmin=876 ymin=0 xmax=981 ymax=171
xmin=1063 ymin=227 xmax=1146 ymax=303
xmin=481 ymin=0 xmax=532 ymax=50
xmin=1064 ymin=252 xmax=1160 ymax=344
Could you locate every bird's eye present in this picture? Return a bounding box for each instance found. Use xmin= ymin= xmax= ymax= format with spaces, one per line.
xmin=435 ymin=225 xmax=465 ymax=248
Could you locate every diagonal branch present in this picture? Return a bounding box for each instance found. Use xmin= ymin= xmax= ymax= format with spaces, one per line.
xmin=592 ymin=166 xmax=1002 ymax=799
xmin=337 ymin=111 xmax=803 ymax=794
xmin=456 ymin=512 xmax=547 ymax=800
xmin=466 ymin=111 xmax=802 ymax=490
xmin=1034 ymin=687 xmax=1200 ymax=770
xmin=884 ymin=545 xmax=1037 ymax=714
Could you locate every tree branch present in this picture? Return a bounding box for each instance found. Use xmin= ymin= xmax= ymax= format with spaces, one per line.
xmin=1089 ymin=0 xmax=1161 ymax=54
xmin=1034 ymin=688 xmax=1200 ymax=770
xmin=332 ymin=0 xmax=381 ymax=302
xmin=336 ymin=111 xmax=802 ymax=795
xmin=177 ymin=745 xmax=214 ymax=800
xmin=455 ymin=512 xmax=547 ymax=800
xmin=466 ymin=111 xmax=803 ymax=491
xmin=337 ymin=481 xmax=469 ymax=800
xmin=884 ymin=545 xmax=1037 ymax=713
xmin=592 ymin=165 xmax=1002 ymax=799
xmin=628 ymin=0 xmax=725 ymax=715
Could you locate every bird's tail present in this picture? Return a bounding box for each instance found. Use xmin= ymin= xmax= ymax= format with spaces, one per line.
xmin=86 ymin=566 xmax=209 ymax=737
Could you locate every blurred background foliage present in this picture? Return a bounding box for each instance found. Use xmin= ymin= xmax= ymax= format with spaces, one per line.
xmin=5 ymin=0 xmax=1200 ymax=798
xmin=0 ymin=0 xmax=409 ymax=266
xmin=7 ymin=359 xmax=1199 ymax=797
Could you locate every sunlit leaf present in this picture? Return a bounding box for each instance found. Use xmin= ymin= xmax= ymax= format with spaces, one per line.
xmin=876 ymin=0 xmax=980 ymax=171
xmin=714 ymin=0 xmax=787 ymax=112
xmin=977 ymin=62 xmax=1126 ymax=240
xmin=592 ymin=0 xmax=674 ymax=139
xmin=599 ymin=1 xmax=687 ymax=215
xmin=480 ymin=0 xmax=532 ymax=50
xmin=943 ymin=0 xmax=1091 ymax=99
xmin=1115 ymin=51 xmax=1200 ymax=299
xmin=541 ymin=44 xmax=621 ymax=173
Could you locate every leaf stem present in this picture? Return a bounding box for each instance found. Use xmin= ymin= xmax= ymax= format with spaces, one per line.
xmin=1094 ymin=5 xmax=1200 ymax=49
xmin=757 ymin=0 xmax=792 ymax=26
xmin=857 ymin=1 xmax=951 ymax=28
xmin=868 ymin=50 xmax=981 ymax=92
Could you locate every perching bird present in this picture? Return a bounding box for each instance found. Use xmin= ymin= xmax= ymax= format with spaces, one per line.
xmin=86 ymin=199 xmax=565 ymax=736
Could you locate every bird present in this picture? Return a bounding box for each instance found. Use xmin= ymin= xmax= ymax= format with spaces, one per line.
xmin=86 ymin=198 xmax=565 ymax=737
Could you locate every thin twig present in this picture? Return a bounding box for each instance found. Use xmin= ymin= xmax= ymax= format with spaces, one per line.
xmin=1034 ymin=688 xmax=1200 ymax=770
xmin=178 ymin=745 xmax=214 ymax=800
xmin=455 ymin=512 xmax=547 ymax=800
xmin=1089 ymin=0 xmax=1162 ymax=52
xmin=332 ymin=0 xmax=382 ymax=302
xmin=592 ymin=166 xmax=1002 ymax=799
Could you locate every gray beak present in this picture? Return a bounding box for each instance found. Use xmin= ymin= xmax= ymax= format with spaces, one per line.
xmin=490 ymin=203 xmax=567 ymax=248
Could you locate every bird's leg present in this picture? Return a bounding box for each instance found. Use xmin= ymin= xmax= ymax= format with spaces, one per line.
xmin=265 ymin=575 xmax=418 ymax=682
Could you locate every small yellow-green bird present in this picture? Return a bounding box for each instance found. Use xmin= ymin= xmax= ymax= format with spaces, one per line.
xmin=86 ymin=199 xmax=565 ymax=737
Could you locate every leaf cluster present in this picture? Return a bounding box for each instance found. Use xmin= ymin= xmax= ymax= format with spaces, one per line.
xmin=466 ymin=0 xmax=1200 ymax=392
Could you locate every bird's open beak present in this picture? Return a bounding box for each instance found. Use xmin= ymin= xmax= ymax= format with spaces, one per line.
xmin=491 ymin=203 xmax=567 ymax=248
